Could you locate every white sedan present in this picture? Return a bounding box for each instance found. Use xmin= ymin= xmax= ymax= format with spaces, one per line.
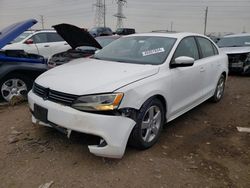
xmin=28 ymin=32 xmax=228 ymax=158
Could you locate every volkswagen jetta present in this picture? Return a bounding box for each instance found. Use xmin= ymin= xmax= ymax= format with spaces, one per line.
xmin=28 ymin=32 xmax=228 ymax=158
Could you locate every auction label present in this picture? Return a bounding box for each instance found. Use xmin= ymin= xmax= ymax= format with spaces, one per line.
xmin=142 ymin=47 xmax=165 ymax=56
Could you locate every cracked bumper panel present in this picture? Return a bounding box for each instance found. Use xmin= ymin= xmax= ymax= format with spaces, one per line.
xmin=28 ymin=91 xmax=136 ymax=158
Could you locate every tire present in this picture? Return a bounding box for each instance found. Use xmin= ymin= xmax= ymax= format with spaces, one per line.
xmin=210 ymin=74 xmax=225 ymax=103
xmin=128 ymin=98 xmax=165 ymax=149
xmin=0 ymin=74 xmax=32 ymax=102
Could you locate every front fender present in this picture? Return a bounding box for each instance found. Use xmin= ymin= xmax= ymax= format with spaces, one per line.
xmin=0 ymin=62 xmax=47 ymax=80
xmin=116 ymin=70 xmax=171 ymax=118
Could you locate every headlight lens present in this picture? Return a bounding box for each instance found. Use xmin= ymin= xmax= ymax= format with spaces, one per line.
xmin=72 ymin=93 xmax=124 ymax=111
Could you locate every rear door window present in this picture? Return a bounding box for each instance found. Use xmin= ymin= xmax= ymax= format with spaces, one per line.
xmin=47 ymin=33 xmax=64 ymax=42
xmin=196 ymin=37 xmax=215 ymax=58
xmin=212 ymin=43 xmax=219 ymax=55
xmin=32 ymin=33 xmax=48 ymax=43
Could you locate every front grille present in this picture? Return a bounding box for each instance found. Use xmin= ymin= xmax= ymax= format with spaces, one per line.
xmin=228 ymin=54 xmax=247 ymax=64
xmin=228 ymin=54 xmax=241 ymax=64
xmin=33 ymin=83 xmax=78 ymax=106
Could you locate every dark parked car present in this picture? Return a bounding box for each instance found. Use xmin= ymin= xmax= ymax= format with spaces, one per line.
xmin=115 ymin=28 xmax=135 ymax=35
xmin=0 ymin=19 xmax=47 ymax=102
xmin=218 ymin=33 xmax=250 ymax=74
xmin=47 ymin=24 xmax=120 ymax=68
xmin=89 ymin=27 xmax=113 ymax=37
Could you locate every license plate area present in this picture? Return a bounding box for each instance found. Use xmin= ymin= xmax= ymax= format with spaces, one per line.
xmin=34 ymin=104 xmax=48 ymax=123
xmin=231 ymin=62 xmax=243 ymax=68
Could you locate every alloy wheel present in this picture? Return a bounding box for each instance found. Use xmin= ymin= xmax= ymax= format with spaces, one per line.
xmin=1 ymin=78 xmax=27 ymax=102
xmin=141 ymin=105 xmax=162 ymax=143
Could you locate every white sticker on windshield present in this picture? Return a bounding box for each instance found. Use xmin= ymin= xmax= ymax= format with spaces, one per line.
xmin=142 ymin=47 xmax=165 ymax=56
xmin=245 ymin=42 xmax=250 ymax=45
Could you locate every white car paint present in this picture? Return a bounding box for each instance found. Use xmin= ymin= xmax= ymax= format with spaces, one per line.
xmin=36 ymin=58 xmax=159 ymax=95
xmin=28 ymin=32 xmax=228 ymax=158
xmin=3 ymin=30 xmax=70 ymax=58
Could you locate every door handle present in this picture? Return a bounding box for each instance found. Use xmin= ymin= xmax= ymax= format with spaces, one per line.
xmin=44 ymin=45 xmax=50 ymax=47
xmin=64 ymin=43 xmax=68 ymax=45
xmin=200 ymin=67 xmax=205 ymax=72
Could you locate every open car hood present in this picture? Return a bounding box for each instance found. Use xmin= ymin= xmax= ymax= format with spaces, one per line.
xmin=0 ymin=19 xmax=37 ymax=49
xmin=53 ymin=23 xmax=102 ymax=49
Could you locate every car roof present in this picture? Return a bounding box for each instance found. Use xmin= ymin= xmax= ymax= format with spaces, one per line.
xmin=32 ymin=29 xmax=56 ymax=33
xmin=96 ymin=35 xmax=121 ymax=39
xmin=124 ymin=32 xmax=206 ymax=39
xmin=223 ymin=33 xmax=250 ymax=38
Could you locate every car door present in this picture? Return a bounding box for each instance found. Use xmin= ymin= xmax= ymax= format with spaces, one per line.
xmin=196 ymin=37 xmax=219 ymax=97
xmin=168 ymin=36 xmax=205 ymax=117
xmin=30 ymin=32 xmax=52 ymax=58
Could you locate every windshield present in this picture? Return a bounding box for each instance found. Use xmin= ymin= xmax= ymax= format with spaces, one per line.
xmin=96 ymin=37 xmax=117 ymax=47
xmin=217 ymin=36 xmax=250 ymax=47
xmin=93 ymin=36 xmax=176 ymax=65
xmin=11 ymin=32 xmax=32 ymax=43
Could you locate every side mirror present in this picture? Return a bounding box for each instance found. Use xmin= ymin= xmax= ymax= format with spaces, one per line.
xmin=24 ymin=39 xmax=33 ymax=44
xmin=171 ymin=56 xmax=194 ymax=68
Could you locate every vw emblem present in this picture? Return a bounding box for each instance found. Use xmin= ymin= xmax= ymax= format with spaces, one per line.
xmin=43 ymin=88 xmax=50 ymax=100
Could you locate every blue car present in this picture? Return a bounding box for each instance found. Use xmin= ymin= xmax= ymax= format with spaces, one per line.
xmin=0 ymin=19 xmax=47 ymax=102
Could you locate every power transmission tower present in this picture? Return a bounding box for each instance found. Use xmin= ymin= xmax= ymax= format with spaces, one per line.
xmin=93 ymin=0 xmax=105 ymax=27
xmin=40 ymin=15 xmax=44 ymax=29
xmin=114 ymin=0 xmax=127 ymax=29
xmin=204 ymin=6 xmax=208 ymax=35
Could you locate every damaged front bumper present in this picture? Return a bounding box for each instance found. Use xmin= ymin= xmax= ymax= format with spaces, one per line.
xmin=28 ymin=91 xmax=136 ymax=158
xmin=228 ymin=53 xmax=250 ymax=74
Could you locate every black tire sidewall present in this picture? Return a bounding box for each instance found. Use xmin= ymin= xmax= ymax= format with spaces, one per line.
xmin=0 ymin=74 xmax=32 ymax=102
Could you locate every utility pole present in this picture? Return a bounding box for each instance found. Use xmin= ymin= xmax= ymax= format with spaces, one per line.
xmin=114 ymin=0 xmax=127 ymax=29
xmin=104 ymin=0 xmax=106 ymax=27
xmin=93 ymin=0 xmax=105 ymax=27
xmin=242 ymin=26 xmax=246 ymax=33
xmin=40 ymin=15 xmax=44 ymax=29
xmin=204 ymin=6 xmax=208 ymax=35
xmin=170 ymin=21 xmax=173 ymax=32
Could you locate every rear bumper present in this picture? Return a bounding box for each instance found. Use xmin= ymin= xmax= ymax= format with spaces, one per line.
xmin=28 ymin=91 xmax=136 ymax=158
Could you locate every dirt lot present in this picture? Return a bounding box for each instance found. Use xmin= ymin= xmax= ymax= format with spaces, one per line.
xmin=0 ymin=76 xmax=249 ymax=188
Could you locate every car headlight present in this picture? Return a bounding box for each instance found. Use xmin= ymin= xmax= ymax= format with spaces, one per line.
xmin=72 ymin=93 xmax=124 ymax=111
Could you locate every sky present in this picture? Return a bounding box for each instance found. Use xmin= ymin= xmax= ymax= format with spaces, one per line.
xmin=0 ymin=0 xmax=250 ymax=35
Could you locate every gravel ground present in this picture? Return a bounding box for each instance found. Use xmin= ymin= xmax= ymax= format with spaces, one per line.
xmin=0 ymin=75 xmax=249 ymax=188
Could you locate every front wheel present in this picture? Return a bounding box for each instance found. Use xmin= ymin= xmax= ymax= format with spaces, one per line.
xmin=0 ymin=74 xmax=32 ymax=102
xmin=211 ymin=74 xmax=225 ymax=102
xmin=129 ymin=98 xmax=165 ymax=149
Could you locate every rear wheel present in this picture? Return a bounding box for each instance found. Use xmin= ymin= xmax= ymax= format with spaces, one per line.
xmin=211 ymin=74 xmax=225 ymax=102
xmin=0 ymin=74 xmax=32 ymax=102
xmin=129 ymin=98 xmax=164 ymax=149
